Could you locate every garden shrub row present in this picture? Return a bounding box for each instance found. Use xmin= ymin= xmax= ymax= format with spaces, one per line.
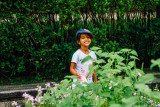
xmin=0 ymin=0 xmax=160 ymax=84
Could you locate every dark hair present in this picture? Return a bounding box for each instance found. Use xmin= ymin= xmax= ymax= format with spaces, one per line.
xmin=76 ymin=33 xmax=92 ymax=41
xmin=76 ymin=33 xmax=92 ymax=47
xmin=76 ymin=33 xmax=81 ymax=41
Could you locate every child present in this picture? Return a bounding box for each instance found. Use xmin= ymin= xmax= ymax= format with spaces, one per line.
xmin=70 ymin=29 xmax=97 ymax=84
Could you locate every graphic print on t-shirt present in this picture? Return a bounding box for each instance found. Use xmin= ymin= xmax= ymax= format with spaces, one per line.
xmin=71 ymin=49 xmax=97 ymax=83
xmin=80 ymin=62 xmax=92 ymax=81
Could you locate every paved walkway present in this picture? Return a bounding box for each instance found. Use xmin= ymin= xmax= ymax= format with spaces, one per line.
xmin=0 ymin=81 xmax=57 ymax=100
xmin=0 ymin=81 xmax=57 ymax=107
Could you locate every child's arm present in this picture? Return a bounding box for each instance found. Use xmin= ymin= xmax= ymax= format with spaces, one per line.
xmin=70 ymin=62 xmax=81 ymax=77
xmin=93 ymin=62 xmax=97 ymax=83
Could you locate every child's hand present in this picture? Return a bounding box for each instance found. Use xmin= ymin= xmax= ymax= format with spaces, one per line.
xmin=79 ymin=76 xmax=87 ymax=84
xmin=76 ymin=73 xmax=81 ymax=78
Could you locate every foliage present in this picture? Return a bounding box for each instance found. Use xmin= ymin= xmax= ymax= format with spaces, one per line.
xmin=19 ymin=47 xmax=160 ymax=107
xmin=150 ymin=58 xmax=160 ymax=69
xmin=0 ymin=0 xmax=160 ymax=83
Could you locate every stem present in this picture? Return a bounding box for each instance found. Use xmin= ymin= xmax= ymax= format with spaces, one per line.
xmin=141 ymin=62 xmax=144 ymax=71
xmin=98 ymin=96 xmax=100 ymax=107
xmin=126 ymin=53 xmax=129 ymax=65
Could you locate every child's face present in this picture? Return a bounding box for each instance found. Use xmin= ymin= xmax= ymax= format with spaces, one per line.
xmin=78 ymin=33 xmax=91 ymax=47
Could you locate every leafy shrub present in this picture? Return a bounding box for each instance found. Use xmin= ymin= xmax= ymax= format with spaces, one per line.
xmin=18 ymin=47 xmax=160 ymax=107
xmin=0 ymin=0 xmax=160 ymax=83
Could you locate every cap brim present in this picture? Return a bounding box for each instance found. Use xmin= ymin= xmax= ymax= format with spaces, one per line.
xmin=88 ymin=33 xmax=93 ymax=38
xmin=76 ymin=30 xmax=93 ymax=38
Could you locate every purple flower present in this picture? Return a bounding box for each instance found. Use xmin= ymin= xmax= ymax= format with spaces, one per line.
xmin=133 ymin=92 xmax=136 ymax=96
xmin=28 ymin=95 xmax=34 ymax=103
xmin=35 ymin=96 xmax=43 ymax=103
xmin=114 ymin=83 xmax=118 ymax=86
xmin=64 ymin=94 xmax=67 ymax=98
xmin=59 ymin=100 xmax=62 ymax=104
xmin=56 ymin=96 xmax=59 ymax=99
xmin=12 ymin=101 xmax=17 ymax=106
xmin=51 ymin=82 xmax=55 ymax=85
xmin=54 ymin=83 xmax=59 ymax=86
xmin=109 ymin=87 xmax=112 ymax=89
xmin=22 ymin=92 xmax=29 ymax=98
xmin=138 ymin=72 xmax=142 ymax=77
xmin=95 ymin=96 xmax=98 ymax=100
xmin=50 ymin=90 xmax=54 ymax=95
xmin=36 ymin=86 xmax=42 ymax=94
xmin=45 ymin=83 xmax=51 ymax=88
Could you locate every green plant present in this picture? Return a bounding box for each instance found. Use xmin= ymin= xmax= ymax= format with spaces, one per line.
xmin=20 ymin=47 xmax=160 ymax=107
xmin=1 ymin=0 xmax=159 ymax=85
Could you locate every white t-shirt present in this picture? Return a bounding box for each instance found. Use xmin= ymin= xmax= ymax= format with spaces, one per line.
xmin=71 ymin=49 xmax=97 ymax=83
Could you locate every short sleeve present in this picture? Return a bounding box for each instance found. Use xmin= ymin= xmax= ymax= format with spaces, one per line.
xmin=71 ymin=52 xmax=79 ymax=63
xmin=91 ymin=51 xmax=97 ymax=60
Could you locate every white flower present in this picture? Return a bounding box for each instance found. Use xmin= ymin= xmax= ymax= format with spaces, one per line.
xmin=110 ymin=81 xmax=113 ymax=83
xmin=154 ymin=89 xmax=157 ymax=91
xmin=141 ymin=96 xmax=143 ymax=99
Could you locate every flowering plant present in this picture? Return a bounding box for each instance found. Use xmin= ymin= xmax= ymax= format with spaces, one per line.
xmin=13 ymin=47 xmax=160 ymax=107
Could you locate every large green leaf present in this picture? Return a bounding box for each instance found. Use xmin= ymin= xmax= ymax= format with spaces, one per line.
xmin=41 ymin=93 xmax=51 ymax=102
xmin=81 ymin=55 xmax=95 ymax=64
xmin=90 ymin=46 xmax=101 ymax=51
xmin=109 ymin=104 xmax=122 ymax=107
xmin=122 ymin=96 xmax=138 ymax=106
xmin=130 ymin=50 xmax=138 ymax=56
xmin=64 ymin=75 xmax=78 ymax=79
xmin=137 ymin=73 xmax=156 ymax=84
xmin=151 ymin=91 xmax=160 ymax=99
xmin=86 ymin=64 xmax=94 ymax=78
xmin=122 ymin=77 xmax=132 ymax=87
xmin=150 ymin=58 xmax=160 ymax=69
xmin=96 ymin=59 xmax=106 ymax=64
